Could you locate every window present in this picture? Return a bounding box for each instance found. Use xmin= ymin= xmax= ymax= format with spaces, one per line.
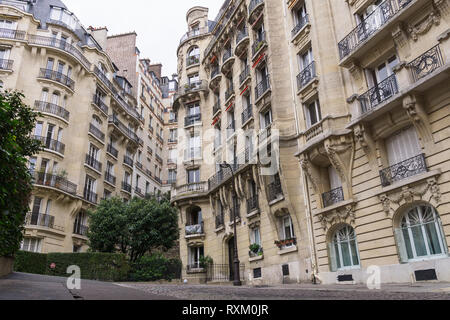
xmin=395 ymin=205 xmax=447 ymax=262
xmin=329 ymin=225 xmax=360 ymax=271
xmin=293 ymin=2 xmax=307 ymax=27
xmin=74 ymin=211 xmax=87 ymax=235
xmin=366 ymin=55 xmax=398 ymax=87
xmin=187 ymin=169 xmax=200 ymax=184
xmin=260 ymin=108 xmax=272 ymax=129
xmin=305 ymin=99 xmax=321 ymax=128
xmin=385 ymin=126 xmax=421 ymax=166
xmin=299 ymin=47 xmax=313 ymax=71
xmin=0 ymin=19 xmax=17 ymax=30
xmin=187 ymin=103 xmax=200 ymax=116
xmin=250 ymin=227 xmax=261 ymax=246
xmin=0 ymin=48 xmax=11 ymax=61
xmin=279 ymin=215 xmax=295 ymax=242
xmin=189 ymin=246 xmax=204 ymax=269
xmin=21 ymin=238 xmax=41 ymax=253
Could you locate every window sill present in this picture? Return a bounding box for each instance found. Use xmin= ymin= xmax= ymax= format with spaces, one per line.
xmin=315 ymin=199 xmax=355 ymax=217
xmin=249 ymin=255 xmax=264 ymax=262
xmin=376 ymin=169 xmax=441 ymax=197
xmin=246 ymin=210 xmax=260 ymax=220
xmin=278 ymin=245 xmax=298 ymax=256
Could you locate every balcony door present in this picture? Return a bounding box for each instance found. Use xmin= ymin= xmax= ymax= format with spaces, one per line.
xmin=386 ymin=126 xmax=421 ymax=167
xmin=299 ymin=47 xmax=313 ymax=71
xmin=187 ymin=169 xmax=200 ymax=185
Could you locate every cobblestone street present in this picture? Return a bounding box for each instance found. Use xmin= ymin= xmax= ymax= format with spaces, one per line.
xmin=118 ymin=282 xmax=450 ymax=300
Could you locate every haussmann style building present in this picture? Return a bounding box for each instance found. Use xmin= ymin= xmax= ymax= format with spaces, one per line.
xmin=172 ymin=0 xmax=450 ymax=286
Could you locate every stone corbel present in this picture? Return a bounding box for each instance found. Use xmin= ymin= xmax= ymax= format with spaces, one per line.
xmin=353 ymin=123 xmax=377 ymax=168
xmin=299 ymin=155 xmax=320 ymax=193
xmin=392 ymin=23 xmax=410 ymax=51
xmin=317 ymin=204 xmax=356 ymax=231
xmin=378 ymin=177 xmax=441 ymax=217
xmin=324 ymin=137 xmax=354 ymax=185
xmin=402 ymin=94 xmax=434 ymax=145
xmin=347 ymin=59 xmax=363 ymax=82
xmin=437 ymin=28 xmax=450 ymax=63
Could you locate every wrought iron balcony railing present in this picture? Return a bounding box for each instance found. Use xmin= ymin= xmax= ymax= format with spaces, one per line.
xmin=297 ymin=61 xmax=316 ymax=90
xmin=83 ymin=189 xmax=98 ymax=204
xmin=122 ymin=181 xmax=132 ymax=193
xmin=39 ymin=68 xmax=75 ymax=90
xmin=211 ymin=66 xmax=220 ymax=79
xmin=179 ymin=27 xmax=209 ymax=45
xmin=32 ymin=172 xmax=77 ymax=195
xmin=26 ymin=212 xmax=55 ymax=229
xmin=247 ymin=194 xmax=259 ymax=214
xmin=267 ymin=175 xmax=283 ymax=202
xmin=85 ymin=154 xmax=102 ymax=172
xmin=338 ymin=0 xmax=412 ymax=60
xmin=123 ymin=155 xmax=134 ymax=167
xmin=215 ymin=213 xmax=225 ymax=229
xmin=213 ymin=100 xmax=221 ymax=116
xmin=185 ymin=222 xmax=204 ymax=236
xmin=249 ymin=0 xmax=264 ymax=16
xmin=252 ymin=32 xmax=266 ymax=56
xmin=0 ymin=58 xmax=13 ymax=70
xmin=322 ymin=186 xmax=344 ymax=208
xmin=230 ymin=201 xmax=241 ymax=221
xmin=222 ymin=47 xmax=233 ymax=64
xmin=239 ymin=65 xmax=250 ymax=85
xmin=108 ymin=115 xmax=141 ymax=144
xmin=89 ymin=123 xmax=105 ymax=142
xmin=0 ymin=27 xmax=26 ymax=40
xmin=380 ymin=154 xmax=427 ymax=187
xmin=185 ymin=113 xmax=202 ymax=127
xmin=236 ymin=27 xmax=249 ymax=45
xmin=177 ymin=80 xmax=208 ymax=97
xmin=92 ymin=94 xmax=109 ymax=115
xmin=107 ymin=144 xmax=118 ymax=158
xmin=187 ymin=54 xmax=200 ymax=67
xmin=28 ymin=35 xmax=91 ymax=69
xmin=33 ymin=135 xmax=65 ymax=155
xmin=242 ymin=105 xmax=253 ymax=124
xmin=93 ymin=66 xmax=116 ymax=94
xmin=225 ymin=84 xmax=234 ymax=102
xmin=73 ymin=224 xmax=89 ymax=236
xmin=34 ymin=100 xmax=70 ymax=121
xmin=359 ymin=74 xmax=398 ymax=114
xmin=104 ymin=171 xmax=116 ymax=185
xmin=408 ymin=45 xmax=444 ymax=82
xmin=155 ymin=154 xmax=163 ymax=164
xmin=291 ymin=14 xmax=309 ymax=38
xmin=255 ymin=75 xmax=270 ymax=101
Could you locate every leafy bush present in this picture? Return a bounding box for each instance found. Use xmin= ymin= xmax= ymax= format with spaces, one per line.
xmin=129 ymin=253 xmax=181 ymax=282
xmin=13 ymin=251 xmax=47 ymax=275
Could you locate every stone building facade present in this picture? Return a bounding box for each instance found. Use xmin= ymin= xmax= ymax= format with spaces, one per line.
xmin=173 ymin=0 xmax=450 ymax=285
xmin=0 ymin=0 xmax=173 ymax=254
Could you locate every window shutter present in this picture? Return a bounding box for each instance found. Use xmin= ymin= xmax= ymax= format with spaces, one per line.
xmin=328 ymin=243 xmax=338 ymax=272
xmin=394 ymin=228 xmax=408 ymax=263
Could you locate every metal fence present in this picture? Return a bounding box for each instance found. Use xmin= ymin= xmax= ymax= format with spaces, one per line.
xmin=206 ymin=264 xmax=245 ymax=282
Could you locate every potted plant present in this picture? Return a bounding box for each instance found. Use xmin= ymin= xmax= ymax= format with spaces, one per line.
xmin=249 ymin=243 xmax=260 ymax=255
xmin=199 ymin=255 xmax=213 ymax=268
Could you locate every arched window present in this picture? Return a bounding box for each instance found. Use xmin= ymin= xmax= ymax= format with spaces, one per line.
xmin=395 ymin=205 xmax=447 ymax=262
xmin=188 ymin=46 xmax=199 ymax=58
xmin=329 ymin=225 xmax=360 ymax=271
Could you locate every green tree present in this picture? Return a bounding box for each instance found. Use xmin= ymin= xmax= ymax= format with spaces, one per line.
xmin=88 ymin=195 xmax=179 ymax=263
xmin=0 ymin=90 xmax=41 ymax=257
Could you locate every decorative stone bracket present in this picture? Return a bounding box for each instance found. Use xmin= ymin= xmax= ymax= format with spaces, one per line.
xmin=378 ymin=176 xmax=441 ymax=218
xmin=317 ymin=203 xmax=356 ymax=231
xmin=403 ymin=94 xmax=434 ymax=145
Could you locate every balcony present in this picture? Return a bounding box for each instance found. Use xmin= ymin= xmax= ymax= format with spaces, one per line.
xmin=322 ymin=187 xmax=345 ymax=208
xmin=255 ymin=75 xmax=271 ymax=102
xmin=33 ymin=135 xmax=65 ymax=155
xmin=221 ymin=47 xmax=235 ymax=73
xmin=33 ymin=172 xmax=77 ymax=195
xmin=380 ymin=154 xmax=428 ymax=187
xmin=185 ymin=222 xmax=204 ymax=237
xmin=0 ymin=58 xmax=13 ymax=70
xmin=213 ymin=100 xmax=221 ymax=118
xmin=104 ymin=171 xmax=116 ymax=186
xmin=0 ymin=27 xmax=26 ymax=41
xmin=173 ymin=182 xmax=208 ymax=198
xmin=88 ymin=123 xmax=105 ymax=142
xmin=122 ymin=181 xmax=132 ymax=194
xmin=210 ymin=65 xmax=222 ymax=89
xmin=338 ymin=0 xmax=413 ymax=61
xmin=258 ymin=125 xmax=272 ymax=143
xmin=247 ymin=195 xmax=259 ymax=214
xmin=155 ymin=154 xmax=163 ymax=164
xmin=225 ymin=84 xmax=235 ymax=103
xmin=249 ymin=0 xmax=265 ymax=23
xmin=184 ymin=113 xmax=202 ymax=127
xmin=83 ymin=189 xmax=98 ymax=204
xmin=291 ymin=14 xmax=309 ymax=39
xmin=85 ymin=154 xmax=102 ymax=173
xmin=359 ymin=74 xmax=399 ymax=114
xmin=179 ymin=27 xmax=209 ymax=46
xmin=187 ymin=54 xmax=200 ymax=67
xmin=73 ymin=224 xmax=89 ymax=237
xmin=230 ymin=201 xmax=241 ymax=222
xmin=25 ymin=212 xmax=55 ymax=230
xmin=241 ymin=105 xmax=253 ymax=125
xmin=135 ymin=187 xmax=144 ymax=197
xmin=239 ymin=65 xmax=250 ymax=87
xmin=92 ymin=94 xmax=109 ymax=116
xmin=184 ymin=147 xmax=202 ymax=161
xmin=38 ymin=68 xmax=75 ymax=91
xmin=28 ymin=35 xmax=91 ymax=70
xmin=267 ymin=175 xmax=283 ymax=203
xmin=123 ymin=155 xmax=134 ymax=168
xmin=252 ymin=32 xmax=267 ymax=58
xmin=175 ymin=80 xmax=208 ymax=104
xmin=108 ymin=115 xmax=141 ymax=145
xmin=235 ymin=27 xmax=249 ymax=55
xmin=136 ymin=162 xmax=143 ymax=170
xmin=94 ymin=66 xmax=116 ymax=94
xmin=156 ymin=133 xmax=164 ymax=144
xmin=297 ymin=61 xmax=316 ymax=91
xmin=408 ymin=45 xmax=444 ymax=82
xmin=107 ymin=144 xmax=118 ymax=158
xmin=226 ymin=120 xmax=235 ymax=138
xmin=34 ymin=100 xmax=70 ymax=122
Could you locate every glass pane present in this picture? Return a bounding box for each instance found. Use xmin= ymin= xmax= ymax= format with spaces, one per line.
xmin=411 ymin=225 xmax=428 ymax=257
xmin=424 ymin=222 xmax=443 ymax=255
xmin=334 ymin=243 xmax=341 ymax=269
xmin=350 ymin=240 xmax=359 ymax=266
xmin=340 ymin=241 xmax=352 ymax=267
xmin=402 ymin=228 xmax=414 ymax=259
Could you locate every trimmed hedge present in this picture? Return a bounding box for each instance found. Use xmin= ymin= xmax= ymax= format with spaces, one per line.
xmin=13 ymin=251 xmax=129 ymax=282
xmin=128 ymin=254 xmax=182 ymax=282
xmin=14 ymin=251 xmax=47 ymax=275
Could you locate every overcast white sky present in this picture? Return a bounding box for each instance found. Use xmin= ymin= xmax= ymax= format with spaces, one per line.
xmin=63 ymin=0 xmax=223 ymax=76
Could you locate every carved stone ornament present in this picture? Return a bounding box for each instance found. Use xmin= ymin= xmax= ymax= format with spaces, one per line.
xmin=378 ymin=177 xmax=441 ymax=217
xmin=300 ymin=157 xmax=319 ymax=192
xmin=408 ymin=9 xmax=441 ymax=41
xmin=402 ymin=94 xmax=433 ymax=143
xmin=317 ymin=204 xmax=356 ymax=231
